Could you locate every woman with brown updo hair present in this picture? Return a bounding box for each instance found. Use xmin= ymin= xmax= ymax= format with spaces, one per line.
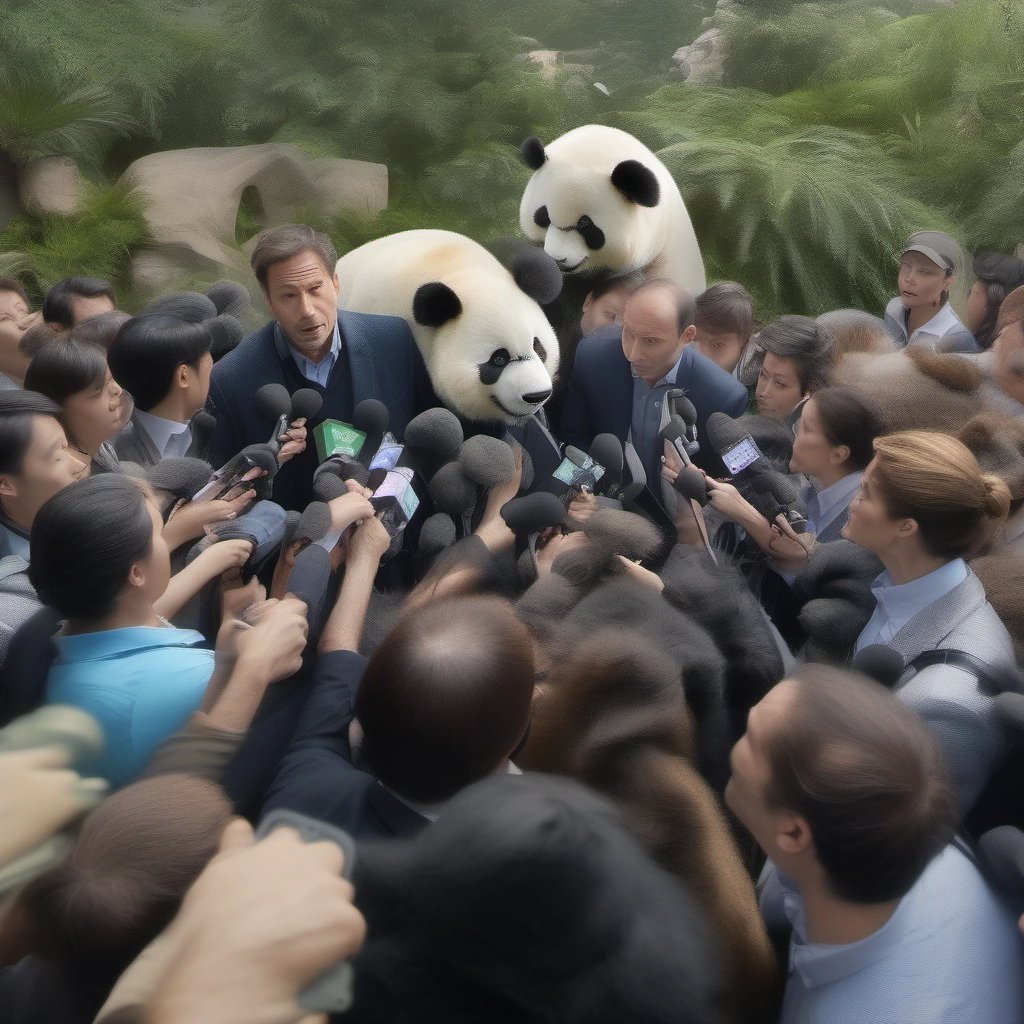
xmin=843 ymin=430 xmax=1015 ymax=813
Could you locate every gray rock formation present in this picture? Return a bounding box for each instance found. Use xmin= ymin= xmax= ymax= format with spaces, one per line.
xmin=120 ymin=144 xmax=388 ymax=294
xmin=19 ymin=156 xmax=81 ymax=215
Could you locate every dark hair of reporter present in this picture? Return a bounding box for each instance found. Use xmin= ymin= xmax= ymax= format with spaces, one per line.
xmin=0 ymin=389 xmax=63 ymax=476
xmin=811 ymin=385 xmax=884 ymax=471
xmin=41 ymin=276 xmax=116 ymax=328
xmin=758 ymin=314 xmax=834 ymax=393
xmin=764 ymin=663 xmax=956 ymax=903
xmin=29 ymin=475 xmax=153 ymax=622
xmin=695 ymin=280 xmax=755 ymax=339
xmin=24 ymin=336 xmax=107 ymax=405
xmin=70 ymin=310 xmax=131 ymax=352
xmin=23 ymin=775 xmax=231 ymax=1003
xmin=108 ymin=314 xmax=212 ymax=411
xmin=355 ymin=595 xmax=535 ymax=803
xmin=350 ymin=773 xmax=721 ymax=1024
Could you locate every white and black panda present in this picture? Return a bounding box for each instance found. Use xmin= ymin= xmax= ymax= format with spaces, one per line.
xmin=336 ymin=229 xmax=561 ymax=425
xmin=518 ymin=124 xmax=706 ymax=295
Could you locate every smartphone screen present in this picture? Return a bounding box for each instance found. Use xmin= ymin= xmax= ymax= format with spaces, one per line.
xmin=552 ymin=453 xmax=606 ymax=487
xmin=721 ymin=434 xmax=762 ymax=476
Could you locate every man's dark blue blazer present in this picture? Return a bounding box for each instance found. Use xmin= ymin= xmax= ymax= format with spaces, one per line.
xmin=560 ymin=324 xmax=749 ymax=496
xmin=261 ymin=650 xmax=429 ymax=841
xmin=207 ymin=309 xmax=432 ymax=510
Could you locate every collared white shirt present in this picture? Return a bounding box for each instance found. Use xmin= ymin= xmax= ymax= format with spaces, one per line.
xmin=629 ymin=349 xmax=685 ymax=463
xmin=883 ymin=296 xmax=973 ymax=349
xmin=800 ymin=471 xmax=862 ymax=536
xmin=280 ymin=321 xmax=342 ymax=387
xmin=134 ymin=408 xmax=192 ymax=460
xmin=854 ymin=557 xmax=968 ymax=653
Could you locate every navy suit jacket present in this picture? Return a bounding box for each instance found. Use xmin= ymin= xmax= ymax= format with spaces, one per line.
xmin=207 ymin=310 xmax=432 ymax=510
xmin=561 ymin=325 xmax=749 ymax=496
xmin=261 ymin=650 xmax=429 ymax=841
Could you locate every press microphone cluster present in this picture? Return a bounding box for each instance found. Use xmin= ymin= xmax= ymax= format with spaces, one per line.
xmin=255 ymin=383 xmax=324 ymax=455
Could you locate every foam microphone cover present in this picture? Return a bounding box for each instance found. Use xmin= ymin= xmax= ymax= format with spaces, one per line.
xmin=255 ymin=383 xmax=292 ymax=421
xmin=312 ymin=473 xmax=347 ymax=503
xmin=145 ymin=457 xmax=214 ymax=498
xmin=290 ymin=388 xmax=323 ymax=422
xmin=286 ymin=542 xmax=333 ymax=640
xmin=977 ymin=826 xmax=1024 ymax=900
xmin=428 ymin=461 xmax=477 ymax=516
xmin=207 ymin=315 xmax=244 ymax=360
xmin=295 ymin=501 xmax=332 ymax=544
xmin=419 ymin=512 xmax=458 ymax=554
xmin=240 ymin=443 xmax=280 ymax=478
xmin=589 ymin=433 xmax=623 ymax=493
xmin=316 ymin=457 xmax=369 ymax=487
xmin=282 ymin=509 xmax=302 ymax=549
xmin=705 ymin=411 xmax=747 ymax=456
xmin=583 ymin=508 xmax=663 ymax=562
xmin=668 ymin=391 xmax=698 ymax=427
xmin=458 ymin=435 xmax=516 ymax=488
xmin=851 ymin=644 xmax=906 ymax=690
xmin=192 ymin=410 xmax=217 ymax=436
xmin=518 ymin=445 xmax=535 ymax=492
xmin=405 ymin=407 xmax=464 ymax=458
xmin=206 ymin=280 xmax=253 ymax=320
xmin=500 ymin=491 xmax=566 ymax=534
xmin=353 ymin=399 xmax=389 ymax=437
xmin=143 ymin=290 xmax=217 ymax=322
xmin=673 ymin=466 xmax=710 ymax=506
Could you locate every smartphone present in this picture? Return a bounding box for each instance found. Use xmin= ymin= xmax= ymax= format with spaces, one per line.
xmin=721 ymin=434 xmax=763 ymax=476
xmin=552 ymin=452 xmax=606 ymax=488
xmin=255 ymin=810 xmax=357 ymax=1014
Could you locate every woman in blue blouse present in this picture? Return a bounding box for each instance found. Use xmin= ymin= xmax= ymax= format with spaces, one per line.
xmin=29 ymin=475 xmax=216 ymax=785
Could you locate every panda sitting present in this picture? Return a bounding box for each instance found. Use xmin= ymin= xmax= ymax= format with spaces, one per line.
xmin=336 ymin=229 xmax=566 ymax=486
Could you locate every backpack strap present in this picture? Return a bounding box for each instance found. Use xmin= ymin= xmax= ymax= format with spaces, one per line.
xmin=906 ymin=648 xmax=1017 ymax=697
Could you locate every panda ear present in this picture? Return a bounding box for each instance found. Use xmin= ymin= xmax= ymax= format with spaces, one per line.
xmin=611 ymin=159 xmax=660 ymax=208
xmin=413 ymin=282 xmax=463 ymax=328
xmin=510 ymin=246 xmax=563 ymax=305
xmin=520 ymin=136 xmax=547 ymax=171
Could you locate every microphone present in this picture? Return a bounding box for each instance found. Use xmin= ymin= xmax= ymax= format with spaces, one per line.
xmin=500 ymin=491 xmax=567 ymax=567
xmin=311 ymin=473 xmax=348 ymax=504
xmin=191 ymin=442 xmax=279 ymax=502
xmin=144 ymin=457 xmax=216 ymax=501
xmin=672 ymin=466 xmax=710 ymax=506
xmin=371 ymin=465 xmax=420 ymax=539
xmin=665 ymin=389 xmax=700 ymax=459
xmin=851 ymin=644 xmax=907 ymax=690
xmin=588 ymin=434 xmax=624 ymax=498
xmin=353 ymin=400 xmax=389 ymax=467
xmin=428 ymin=462 xmax=477 ymax=517
xmin=405 ymin=407 xmax=464 ymax=479
xmin=290 ymin=388 xmax=323 ymax=423
xmin=419 ymin=512 xmax=457 ymax=555
xmin=192 ymin=410 xmax=217 ymax=436
xmin=977 ymin=826 xmax=1024 ymax=902
xmin=750 ymin=473 xmax=808 ymax=534
xmin=552 ymin=444 xmax=606 ymax=502
xmin=458 ymin=435 xmax=517 ymax=489
xmin=256 ymin=383 xmax=293 ymax=452
xmin=294 ymin=501 xmax=333 ymax=546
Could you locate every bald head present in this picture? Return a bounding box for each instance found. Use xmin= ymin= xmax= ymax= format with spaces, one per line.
xmin=621 ymin=279 xmax=697 ymax=386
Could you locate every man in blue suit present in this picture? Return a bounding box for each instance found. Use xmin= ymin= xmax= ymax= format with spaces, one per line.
xmin=207 ymin=224 xmax=432 ymax=510
xmin=561 ymin=279 xmax=749 ymax=516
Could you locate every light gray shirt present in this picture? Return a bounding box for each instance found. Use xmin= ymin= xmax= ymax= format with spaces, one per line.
xmin=133 ymin=409 xmax=192 ymax=460
xmin=884 ymin=297 xmax=979 ymax=352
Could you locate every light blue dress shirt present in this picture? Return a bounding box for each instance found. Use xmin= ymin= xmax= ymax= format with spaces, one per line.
xmin=47 ymin=626 xmax=214 ymax=786
xmin=0 ymin=513 xmax=30 ymax=560
xmin=854 ymin=558 xmax=968 ymax=654
xmin=759 ymin=846 xmax=1024 ymax=1024
xmin=629 ymin=350 xmax=684 ymax=466
xmin=133 ymin=408 xmax=192 ymax=459
xmin=278 ymin=321 xmax=342 ymax=387
xmin=801 ymin=471 xmax=862 ymax=536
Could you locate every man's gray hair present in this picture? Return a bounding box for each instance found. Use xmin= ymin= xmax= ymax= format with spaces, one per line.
xmin=250 ymin=224 xmax=338 ymax=288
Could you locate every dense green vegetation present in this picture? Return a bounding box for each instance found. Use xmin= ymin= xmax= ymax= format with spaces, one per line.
xmin=0 ymin=0 xmax=1021 ymax=320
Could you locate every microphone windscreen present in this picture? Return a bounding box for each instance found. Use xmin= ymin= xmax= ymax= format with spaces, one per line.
xmin=286 ymin=541 xmax=333 ymax=637
xmin=977 ymin=826 xmax=1024 ymax=900
xmin=295 ymin=501 xmax=332 ymax=544
xmin=994 ymin=692 xmax=1024 ymax=738
xmin=428 ymin=462 xmax=477 ymax=516
xmin=311 ymin=473 xmax=347 ymax=503
xmin=192 ymin=410 xmax=217 ymax=436
xmin=145 ymin=457 xmax=214 ymax=498
xmin=143 ymin=290 xmax=217 ymax=322
xmin=851 ymin=644 xmax=906 ymax=690
xmin=673 ymin=394 xmax=698 ymax=427
xmin=419 ymin=512 xmax=457 ymax=554
xmin=589 ymin=433 xmax=623 ymax=489
xmin=206 ymin=315 xmax=244 ymax=360
xmin=582 ymin=508 xmax=663 ymax=562
xmin=705 ymin=411 xmax=747 ymax=456
xmin=673 ymin=466 xmax=710 ymax=506
xmin=290 ymin=388 xmax=323 ymax=422
xmin=353 ymin=399 xmax=389 ymax=436
xmin=519 ymin=445 xmax=535 ymax=491
xmin=255 ymin=383 xmax=292 ymax=421
xmin=316 ymin=456 xmax=369 ymax=487
xmin=501 ymin=491 xmax=566 ymax=534
xmin=282 ymin=509 xmax=301 ymax=549
xmin=750 ymin=470 xmax=804 ymax=511
xmin=458 ymin=435 xmax=516 ymax=488
xmin=206 ymin=280 xmax=252 ymax=320
xmin=240 ymin=443 xmax=280 ymax=477
xmin=405 ymin=407 xmax=464 ymax=458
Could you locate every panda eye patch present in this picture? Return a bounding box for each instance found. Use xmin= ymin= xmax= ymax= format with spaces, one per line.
xmin=534 ymin=206 xmax=551 ymax=229
xmin=533 ymin=337 xmax=547 ymax=361
xmin=478 ymin=348 xmax=514 ymax=386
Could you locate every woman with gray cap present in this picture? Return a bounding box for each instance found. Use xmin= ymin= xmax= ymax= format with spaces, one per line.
xmin=883 ymin=230 xmax=979 ymax=353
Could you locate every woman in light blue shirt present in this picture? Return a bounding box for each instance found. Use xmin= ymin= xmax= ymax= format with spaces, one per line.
xmin=29 ymin=474 xmax=215 ymax=786
xmin=843 ymin=430 xmax=1014 ymax=811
